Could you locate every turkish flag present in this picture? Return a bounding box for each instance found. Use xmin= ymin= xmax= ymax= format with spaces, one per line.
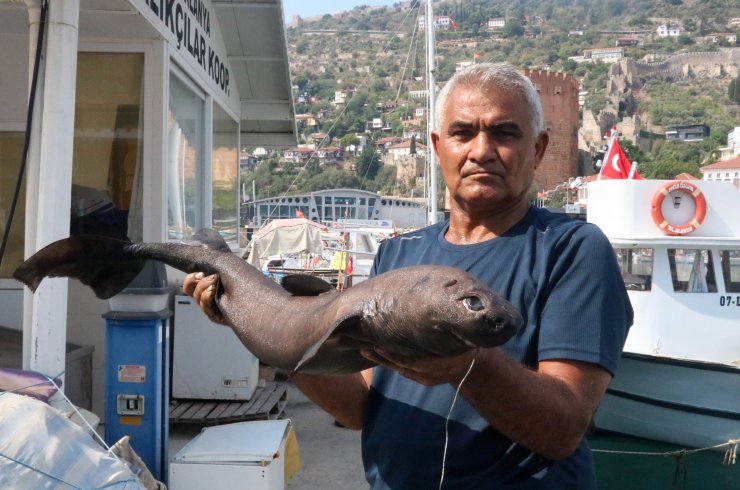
xmin=449 ymin=17 xmax=458 ymax=30
xmin=474 ymin=53 xmax=481 ymax=59
xmin=600 ymin=138 xmax=643 ymax=180
xmin=295 ymin=209 xmax=305 ymax=218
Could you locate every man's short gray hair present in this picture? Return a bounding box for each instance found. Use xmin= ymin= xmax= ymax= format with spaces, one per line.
xmin=434 ymin=63 xmax=544 ymax=136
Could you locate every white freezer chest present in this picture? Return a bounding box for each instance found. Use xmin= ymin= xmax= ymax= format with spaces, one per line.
xmin=169 ymin=419 xmax=290 ymax=490
xmin=173 ymin=295 xmax=259 ymax=400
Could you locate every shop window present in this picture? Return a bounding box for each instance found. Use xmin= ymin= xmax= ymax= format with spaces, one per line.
xmin=72 ymin=52 xmax=144 ymax=241
xmin=613 ymin=247 xmax=653 ymax=291
xmin=0 ymin=132 xmax=25 ymax=278
xmin=212 ymin=103 xmax=238 ymax=245
xmin=167 ymin=74 xmax=204 ymax=240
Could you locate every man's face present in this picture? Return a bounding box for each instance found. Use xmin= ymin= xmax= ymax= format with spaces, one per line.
xmin=432 ymin=86 xmax=548 ymax=213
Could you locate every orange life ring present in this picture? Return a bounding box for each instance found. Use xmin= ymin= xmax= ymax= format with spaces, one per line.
xmin=650 ymin=180 xmax=707 ymax=236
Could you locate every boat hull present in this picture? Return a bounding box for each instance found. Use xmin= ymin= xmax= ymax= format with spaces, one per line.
xmin=594 ymin=353 xmax=740 ymax=449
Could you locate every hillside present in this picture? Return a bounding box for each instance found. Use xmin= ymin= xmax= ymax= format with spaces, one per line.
xmin=242 ymin=0 xmax=740 ymax=200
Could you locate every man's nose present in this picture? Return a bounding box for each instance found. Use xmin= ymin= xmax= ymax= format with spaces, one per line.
xmin=468 ymin=131 xmax=496 ymax=163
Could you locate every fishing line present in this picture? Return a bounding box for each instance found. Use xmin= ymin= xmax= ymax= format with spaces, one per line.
xmin=438 ymin=348 xmax=478 ymax=490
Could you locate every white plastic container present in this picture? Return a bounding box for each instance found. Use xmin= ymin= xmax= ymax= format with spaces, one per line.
xmin=107 ymin=260 xmax=173 ymax=312
xmin=169 ymin=420 xmax=291 ymax=490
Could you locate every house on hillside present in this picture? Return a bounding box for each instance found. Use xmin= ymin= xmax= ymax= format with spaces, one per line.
xmin=386 ymin=139 xmax=426 ymax=161
xmin=665 ymin=124 xmax=710 ymax=142
xmin=488 ymin=17 xmax=506 ymax=30
xmin=376 ymin=136 xmax=403 ymax=150
xmin=239 ymin=152 xmax=259 ymax=171
xmin=583 ymin=47 xmax=624 ymax=63
xmin=616 ymin=37 xmax=642 ymax=47
xmin=295 ymin=113 xmax=319 ymax=129
xmin=656 ymin=23 xmax=680 ymax=38
xmin=705 ymin=32 xmax=737 ymax=44
xmin=700 ymin=156 xmax=740 ymax=190
xmin=418 ymin=15 xmax=455 ymax=30
xmin=284 ymin=146 xmax=315 ymax=164
xmin=316 ymin=146 xmax=344 ymax=167
xmin=309 ymin=132 xmax=329 ymax=145
xmin=719 ymin=127 xmax=740 ymax=159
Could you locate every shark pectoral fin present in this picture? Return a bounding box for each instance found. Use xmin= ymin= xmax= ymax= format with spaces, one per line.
xmin=291 ymin=314 xmax=362 ymax=374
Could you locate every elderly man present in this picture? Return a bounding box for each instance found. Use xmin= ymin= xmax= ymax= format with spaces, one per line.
xmin=184 ymin=63 xmax=632 ymax=489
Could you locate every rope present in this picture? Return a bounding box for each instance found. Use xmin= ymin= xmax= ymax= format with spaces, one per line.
xmin=591 ymin=438 xmax=739 ymax=462
xmin=438 ymin=348 xmax=478 ymax=490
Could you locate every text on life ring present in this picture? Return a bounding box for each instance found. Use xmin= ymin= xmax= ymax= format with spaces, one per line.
xmin=650 ymin=181 xmax=707 ymax=236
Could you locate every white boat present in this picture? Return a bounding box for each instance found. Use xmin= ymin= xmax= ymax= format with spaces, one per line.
xmin=587 ymin=179 xmax=740 ymax=450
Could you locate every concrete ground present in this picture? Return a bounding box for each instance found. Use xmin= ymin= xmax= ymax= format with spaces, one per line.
xmin=283 ymin=383 xmax=366 ymax=489
xmin=168 ymin=382 xmax=367 ymax=490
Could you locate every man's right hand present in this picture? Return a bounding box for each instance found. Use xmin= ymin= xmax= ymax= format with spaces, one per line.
xmin=182 ymin=272 xmax=227 ymax=325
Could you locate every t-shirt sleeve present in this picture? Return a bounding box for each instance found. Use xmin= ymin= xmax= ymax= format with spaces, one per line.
xmin=537 ymin=224 xmax=633 ymax=376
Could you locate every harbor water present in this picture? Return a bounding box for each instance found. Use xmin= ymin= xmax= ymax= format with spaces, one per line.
xmin=589 ymin=432 xmax=738 ymax=489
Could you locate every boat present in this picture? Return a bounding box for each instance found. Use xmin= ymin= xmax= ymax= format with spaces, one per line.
xmin=587 ymin=179 xmax=740 ymax=450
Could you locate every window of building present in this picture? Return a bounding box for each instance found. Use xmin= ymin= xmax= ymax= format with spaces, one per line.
xmin=211 ymin=103 xmax=238 ymax=245
xmin=167 ymin=72 xmax=204 ymax=240
xmin=0 ymin=132 xmax=25 ymax=278
xmin=72 ymin=52 xmax=144 ymax=241
xmin=668 ymin=248 xmax=717 ymax=293
xmin=614 ymin=248 xmax=653 ymax=291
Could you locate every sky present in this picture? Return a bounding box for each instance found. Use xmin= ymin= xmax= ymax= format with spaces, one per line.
xmin=282 ymin=0 xmax=394 ymax=21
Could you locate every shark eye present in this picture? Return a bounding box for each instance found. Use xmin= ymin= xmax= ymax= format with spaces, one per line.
xmin=463 ymin=296 xmax=484 ymax=312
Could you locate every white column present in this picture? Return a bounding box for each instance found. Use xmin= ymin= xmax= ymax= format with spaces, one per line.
xmin=23 ymin=0 xmax=80 ymax=410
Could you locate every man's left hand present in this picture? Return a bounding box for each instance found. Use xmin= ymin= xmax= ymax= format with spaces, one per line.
xmin=361 ymin=348 xmax=479 ymax=386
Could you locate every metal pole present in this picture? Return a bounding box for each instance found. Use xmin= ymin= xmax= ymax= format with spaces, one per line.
xmin=426 ymin=0 xmax=438 ymax=224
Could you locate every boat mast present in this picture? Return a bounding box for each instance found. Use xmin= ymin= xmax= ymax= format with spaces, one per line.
xmin=426 ymin=0 xmax=438 ymax=224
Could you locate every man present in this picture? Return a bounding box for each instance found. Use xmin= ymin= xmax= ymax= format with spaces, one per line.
xmin=184 ymin=63 xmax=633 ymax=488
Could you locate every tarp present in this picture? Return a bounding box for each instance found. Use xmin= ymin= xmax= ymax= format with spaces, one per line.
xmin=247 ymin=218 xmax=327 ymax=269
xmin=0 ymin=393 xmax=146 ymax=489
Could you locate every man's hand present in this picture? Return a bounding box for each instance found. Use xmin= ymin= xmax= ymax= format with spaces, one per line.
xmin=361 ymin=348 xmax=479 ymax=386
xmin=182 ymin=272 xmax=227 ymax=325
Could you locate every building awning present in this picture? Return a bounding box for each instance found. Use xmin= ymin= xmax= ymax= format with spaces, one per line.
xmin=0 ymin=0 xmax=296 ymax=148
xmin=213 ymin=0 xmax=296 ymax=148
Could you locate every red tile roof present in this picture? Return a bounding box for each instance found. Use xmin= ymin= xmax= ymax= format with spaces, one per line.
xmin=700 ymin=155 xmax=740 ymax=171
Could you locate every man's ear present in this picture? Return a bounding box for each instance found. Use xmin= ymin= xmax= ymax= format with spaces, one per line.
xmin=431 ymin=130 xmax=441 ymax=158
xmin=534 ymin=131 xmax=549 ymax=167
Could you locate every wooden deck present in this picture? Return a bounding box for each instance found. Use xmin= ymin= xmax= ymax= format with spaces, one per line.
xmin=169 ymin=381 xmax=287 ymax=425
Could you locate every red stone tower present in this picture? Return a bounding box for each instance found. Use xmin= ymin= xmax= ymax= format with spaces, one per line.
xmin=522 ymin=69 xmax=580 ymax=194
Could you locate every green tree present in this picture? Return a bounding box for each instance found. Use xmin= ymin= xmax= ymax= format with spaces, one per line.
xmin=355 ymin=144 xmax=382 ymax=180
xmin=729 ymin=77 xmax=740 ymax=104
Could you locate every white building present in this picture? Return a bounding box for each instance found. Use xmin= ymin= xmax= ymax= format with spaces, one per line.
xmin=334 ymin=90 xmax=347 ymax=105
xmin=488 ymin=17 xmax=506 ymax=29
xmin=719 ymin=127 xmax=740 ymax=159
xmin=700 ymin=156 xmax=740 ymax=190
xmin=0 ymin=0 xmax=294 ymax=418
xmin=242 ymin=188 xmax=427 ymax=228
xmin=418 ymin=15 xmax=454 ymax=30
xmin=656 ymin=23 xmax=680 ymax=37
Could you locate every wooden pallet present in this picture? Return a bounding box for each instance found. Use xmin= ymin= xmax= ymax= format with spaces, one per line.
xmin=169 ymin=381 xmax=287 ymax=425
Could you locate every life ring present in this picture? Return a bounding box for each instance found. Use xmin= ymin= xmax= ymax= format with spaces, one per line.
xmin=650 ymin=180 xmax=707 ymax=236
